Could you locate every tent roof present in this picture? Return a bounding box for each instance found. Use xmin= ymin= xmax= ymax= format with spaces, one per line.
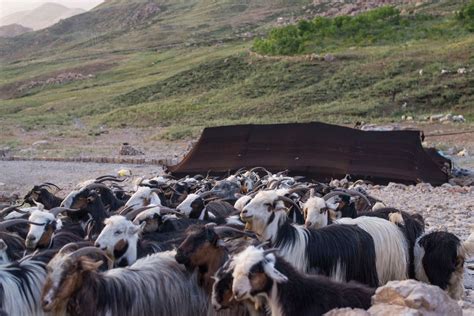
xmin=166 ymin=122 xmax=450 ymax=185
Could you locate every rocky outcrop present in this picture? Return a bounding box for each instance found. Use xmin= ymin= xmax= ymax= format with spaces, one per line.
xmin=18 ymin=72 xmax=94 ymax=92
xmin=307 ymin=0 xmax=428 ymax=17
xmin=326 ymin=280 xmax=463 ymax=316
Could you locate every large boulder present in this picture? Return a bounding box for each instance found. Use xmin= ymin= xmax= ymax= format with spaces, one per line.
xmin=325 ymin=280 xmax=462 ymax=316
xmin=369 ymin=280 xmax=462 ymax=316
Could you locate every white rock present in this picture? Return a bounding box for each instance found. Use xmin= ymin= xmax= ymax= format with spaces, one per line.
xmin=324 ymin=308 xmax=369 ymax=316
xmin=369 ymin=280 xmax=462 ymax=316
xmin=32 ymin=140 xmax=49 ymax=146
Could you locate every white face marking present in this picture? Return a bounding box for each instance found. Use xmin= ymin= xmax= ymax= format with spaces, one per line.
xmin=44 ymin=254 xmax=70 ymax=306
xmin=60 ymin=190 xmax=79 ymax=207
xmin=234 ymin=196 xmax=252 ymax=212
xmin=232 ymin=246 xmax=287 ymax=301
xmin=125 ymin=187 xmax=162 ymax=210
xmin=132 ymin=207 xmax=162 ymax=225
xmin=26 ymin=210 xmax=57 ymax=248
xmin=303 ymin=197 xmax=328 ymax=229
xmin=232 ymin=246 xmax=265 ymax=301
xmin=241 ymin=191 xmax=285 ymax=236
xmin=176 ymin=194 xmax=200 ymax=217
xmin=95 ymin=215 xmax=140 ymax=255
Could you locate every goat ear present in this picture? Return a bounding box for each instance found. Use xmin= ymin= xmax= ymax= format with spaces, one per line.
xmin=206 ymin=229 xmax=219 ymax=246
xmin=262 ymin=258 xmax=287 ymax=283
xmin=325 ymin=201 xmax=338 ymax=210
xmin=128 ymin=223 xmax=144 ymax=235
xmin=80 ymin=259 xmax=103 ymax=272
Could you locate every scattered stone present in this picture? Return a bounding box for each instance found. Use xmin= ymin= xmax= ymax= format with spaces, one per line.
xmin=458 ymin=68 xmax=467 ymax=74
xmin=32 ymin=140 xmax=49 ymax=147
xmin=441 ymin=69 xmax=449 ymax=74
xmin=119 ymin=143 xmax=144 ymax=156
xmin=457 ymin=149 xmax=469 ymax=157
xmin=324 ymin=54 xmax=335 ymax=62
xmin=324 ymin=308 xmax=369 ymax=316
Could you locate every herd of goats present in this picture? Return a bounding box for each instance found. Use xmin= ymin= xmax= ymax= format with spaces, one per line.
xmin=0 ymin=167 xmax=472 ymax=316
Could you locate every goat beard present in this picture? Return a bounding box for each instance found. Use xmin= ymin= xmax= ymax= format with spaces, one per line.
xmin=245 ymin=221 xmax=253 ymax=231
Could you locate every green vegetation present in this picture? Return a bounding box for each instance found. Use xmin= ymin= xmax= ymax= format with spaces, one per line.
xmin=457 ymin=0 xmax=474 ymax=31
xmin=0 ymin=0 xmax=472 ymax=141
xmin=253 ymin=6 xmax=471 ymax=55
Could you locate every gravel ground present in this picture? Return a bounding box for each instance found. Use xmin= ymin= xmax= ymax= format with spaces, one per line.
xmin=0 ymin=160 xmax=161 ymax=194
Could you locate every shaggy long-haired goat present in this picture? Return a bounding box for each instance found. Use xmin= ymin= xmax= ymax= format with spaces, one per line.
xmin=41 ymin=247 xmax=208 ymax=316
xmin=231 ymin=246 xmax=375 ymax=316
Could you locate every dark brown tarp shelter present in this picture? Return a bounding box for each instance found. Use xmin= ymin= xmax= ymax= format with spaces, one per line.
xmin=166 ymin=122 xmax=451 ymax=185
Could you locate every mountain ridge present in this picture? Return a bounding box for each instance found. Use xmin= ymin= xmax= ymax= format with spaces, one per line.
xmin=0 ymin=2 xmax=86 ymax=30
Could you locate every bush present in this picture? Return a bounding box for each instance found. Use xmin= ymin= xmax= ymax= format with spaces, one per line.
xmin=457 ymin=1 xmax=474 ymax=31
xmin=252 ymin=6 xmax=464 ymax=55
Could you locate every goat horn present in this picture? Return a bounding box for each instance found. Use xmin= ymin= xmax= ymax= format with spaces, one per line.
xmin=275 ymin=195 xmax=302 ymax=215
xmin=324 ymin=189 xmax=372 ymax=207
xmin=48 ymin=207 xmax=81 ymax=217
xmin=233 ymin=167 xmax=247 ymax=176
xmin=95 ymin=175 xmax=118 ymax=180
xmin=286 ymin=185 xmax=310 ymax=196
xmin=96 ymin=177 xmax=127 ymax=184
xmin=0 ymin=219 xmax=45 ymax=230
xmin=124 ymin=205 xmax=158 ymax=220
xmin=249 ymin=167 xmax=272 ymax=176
xmin=58 ymin=242 xmax=83 ymax=255
xmin=159 ymin=207 xmax=184 ymax=217
xmin=212 ymin=225 xmax=256 ymax=238
xmin=68 ymin=247 xmax=114 ymax=269
xmin=263 ymin=248 xmax=279 ymax=256
xmin=38 ymin=182 xmax=62 ymax=191
xmin=0 ymin=204 xmax=23 ymax=216
xmin=118 ymin=205 xmax=135 ymax=216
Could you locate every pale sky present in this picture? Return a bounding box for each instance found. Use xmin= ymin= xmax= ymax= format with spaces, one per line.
xmin=0 ymin=0 xmax=105 ymax=17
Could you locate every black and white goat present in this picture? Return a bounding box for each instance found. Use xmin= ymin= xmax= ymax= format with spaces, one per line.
xmin=414 ymin=231 xmax=468 ymax=300
xmin=302 ymin=196 xmax=410 ymax=284
xmin=94 ymin=215 xmax=183 ymax=267
xmin=241 ymin=190 xmax=379 ymax=287
xmin=23 ymin=208 xmax=84 ymax=251
xmin=0 ymin=249 xmax=57 ymax=316
xmin=41 ymin=247 xmax=209 ymax=316
xmin=231 ymin=246 xmax=375 ymax=316
xmin=177 ymin=194 xmax=239 ymax=224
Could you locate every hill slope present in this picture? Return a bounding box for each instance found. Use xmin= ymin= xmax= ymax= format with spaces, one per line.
xmin=0 ymin=24 xmax=32 ymax=38
xmin=0 ymin=3 xmax=85 ymax=30
xmin=0 ymin=0 xmax=472 ymax=141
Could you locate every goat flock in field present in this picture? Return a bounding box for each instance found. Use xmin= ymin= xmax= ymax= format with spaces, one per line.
xmin=0 ymin=168 xmax=472 ymax=316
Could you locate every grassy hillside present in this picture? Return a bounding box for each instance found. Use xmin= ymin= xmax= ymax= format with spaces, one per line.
xmin=0 ymin=0 xmax=472 ymax=142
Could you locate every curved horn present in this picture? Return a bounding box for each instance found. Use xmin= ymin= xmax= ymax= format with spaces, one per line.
xmin=263 ymin=248 xmax=279 ymax=256
xmin=96 ymin=177 xmax=127 ymax=184
xmin=275 ymin=195 xmax=302 ymax=215
xmin=233 ymin=167 xmax=247 ymax=176
xmin=0 ymin=219 xmax=45 ymax=230
xmin=48 ymin=207 xmax=81 ymax=217
xmin=326 ymin=189 xmax=372 ymax=207
xmin=249 ymin=167 xmax=272 ymax=177
xmin=124 ymin=205 xmax=158 ymax=220
xmin=159 ymin=207 xmax=184 ymax=217
xmin=58 ymin=242 xmax=83 ymax=255
xmin=212 ymin=225 xmax=256 ymax=238
xmin=0 ymin=205 xmax=23 ymax=216
xmin=286 ymin=185 xmax=310 ymax=196
xmin=68 ymin=247 xmax=114 ymax=269
xmin=38 ymin=182 xmax=62 ymax=191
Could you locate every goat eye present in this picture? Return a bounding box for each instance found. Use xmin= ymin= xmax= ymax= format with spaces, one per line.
xmin=114 ymin=231 xmax=122 ymax=235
